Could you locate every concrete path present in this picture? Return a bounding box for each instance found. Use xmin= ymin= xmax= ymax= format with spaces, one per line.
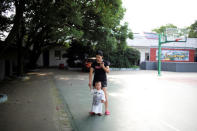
xmin=54 ymin=70 xmax=197 ymax=131
xmin=0 ymin=70 xmax=72 ymax=131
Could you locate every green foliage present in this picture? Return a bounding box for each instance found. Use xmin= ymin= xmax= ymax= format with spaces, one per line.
xmin=94 ymin=22 xmax=134 ymax=59
xmin=65 ymin=40 xmax=94 ymax=67
xmin=1 ymin=0 xmax=139 ymax=69
xmin=188 ymin=20 xmax=197 ymax=38
xmin=152 ymin=24 xmax=177 ymax=34
xmin=96 ymin=0 xmax=125 ymax=28
xmin=0 ymin=0 xmax=14 ymax=39
xmin=109 ymin=47 xmax=140 ymax=68
xmin=115 ymin=23 xmax=133 ymax=51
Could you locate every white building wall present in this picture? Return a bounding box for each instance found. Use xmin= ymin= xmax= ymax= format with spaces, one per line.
xmin=127 ymin=33 xmax=197 ymax=63
xmin=49 ymin=49 xmax=67 ymax=67
xmin=37 ymin=47 xmax=68 ymax=67
xmin=37 ymin=54 xmax=43 ymax=67
xmin=132 ymin=47 xmax=149 ymax=63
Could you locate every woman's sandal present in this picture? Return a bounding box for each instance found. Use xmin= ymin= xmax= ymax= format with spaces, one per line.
xmin=105 ymin=110 xmax=110 ymax=115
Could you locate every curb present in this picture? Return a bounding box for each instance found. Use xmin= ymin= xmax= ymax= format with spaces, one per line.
xmin=53 ymin=79 xmax=79 ymax=131
xmin=67 ymin=67 xmax=140 ymax=71
xmin=110 ymin=68 xmax=140 ymax=71
xmin=68 ymin=67 xmax=82 ymax=71
xmin=0 ymin=94 xmax=8 ymax=103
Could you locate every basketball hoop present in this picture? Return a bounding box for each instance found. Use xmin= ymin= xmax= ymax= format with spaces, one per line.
xmin=157 ymin=28 xmax=189 ymax=76
xmin=165 ymin=28 xmax=189 ymax=42
xmin=175 ymin=38 xmax=183 ymax=42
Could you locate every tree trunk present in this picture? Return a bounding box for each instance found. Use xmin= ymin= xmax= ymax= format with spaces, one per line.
xmin=15 ymin=0 xmax=25 ymax=76
xmin=17 ymin=32 xmax=23 ymax=76
xmin=5 ymin=0 xmax=25 ymax=45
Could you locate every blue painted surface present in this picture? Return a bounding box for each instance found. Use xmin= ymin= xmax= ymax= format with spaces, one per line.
xmin=0 ymin=94 xmax=8 ymax=103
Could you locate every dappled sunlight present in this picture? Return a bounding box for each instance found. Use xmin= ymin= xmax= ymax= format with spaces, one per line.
xmin=74 ymin=77 xmax=85 ymax=81
xmin=59 ymin=77 xmax=70 ymax=80
xmin=27 ymin=72 xmax=54 ymax=76
xmin=54 ymin=75 xmax=70 ymax=81
xmin=20 ymin=76 xmax=31 ymax=81
xmin=17 ymin=72 xmax=53 ymax=82
xmin=55 ymin=75 xmax=85 ymax=81
xmin=38 ymin=73 xmax=49 ymax=76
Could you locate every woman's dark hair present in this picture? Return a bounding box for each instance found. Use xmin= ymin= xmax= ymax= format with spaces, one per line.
xmin=96 ymin=50 xmax=103 ymax=56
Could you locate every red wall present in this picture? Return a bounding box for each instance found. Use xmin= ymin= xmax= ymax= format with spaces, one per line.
xmin=150 ymin=48 xmax=195 ymax=62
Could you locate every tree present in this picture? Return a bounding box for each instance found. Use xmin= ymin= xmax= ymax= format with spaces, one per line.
xmin=105 ymin=23 xmax=138 ymax=68
xmin=64 ymin=0 xmax=138 ymax=68
xmin=24 ymin=0 xmax=84 ymax=68
xmin=114 ymin=23 xmax=133 ymax=51
xmin=0 ymin=0 xmax=85 ymax=73
xmin=152 ymin=24 xmax=177 ymax=34
xmin=66 ymin=0 xmax=128 ymax=59
xmin=188 ymin=20 xmax=197 ymax=38
xmin=0 ymin=0 xmax=26 ymax=76
xmin=0 ymin=0 xmax=14 ymax=40
xmin=1 ymin=0 xmax=138 ymax=70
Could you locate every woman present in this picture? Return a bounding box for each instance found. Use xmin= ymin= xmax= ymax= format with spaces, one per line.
xmin=88 ymin=50 xmax=110 ymax=115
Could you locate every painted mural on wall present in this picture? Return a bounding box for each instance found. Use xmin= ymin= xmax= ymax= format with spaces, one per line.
xmin=156 ymin=50 xmax=189 ymax=61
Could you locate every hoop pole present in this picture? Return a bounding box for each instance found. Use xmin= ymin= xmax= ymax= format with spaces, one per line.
xmin=157 ymin=28 xmax=188 ymax=76
xmin=158 ymin=34 xmax=162 ymax=76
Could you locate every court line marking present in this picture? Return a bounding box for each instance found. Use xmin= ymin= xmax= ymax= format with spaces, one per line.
xmin=160 ymin=120 xmax=180 ymax=131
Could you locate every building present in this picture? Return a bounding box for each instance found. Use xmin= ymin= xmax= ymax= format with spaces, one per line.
xmin=127 ymin=33 xmax=197 ymax=63
xmin=0 ymin=45 xmax=18 ymax=80
xmin=37 ymin=46 xmax=68 ymax=68
xmin=0 ymin=45 xmax=68 ymax=80
xmin=127 ymin=33 xmax=197 ymax=71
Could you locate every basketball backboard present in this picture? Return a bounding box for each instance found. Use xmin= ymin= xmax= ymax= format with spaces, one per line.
xmin=165 ymin=28 xmax=188 ymax=42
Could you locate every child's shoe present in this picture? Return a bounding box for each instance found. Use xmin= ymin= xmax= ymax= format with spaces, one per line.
xmin=89 ymin=112 xmax=95 ymax=115
xmin=97 ymin=113 xmax=102 ymax=116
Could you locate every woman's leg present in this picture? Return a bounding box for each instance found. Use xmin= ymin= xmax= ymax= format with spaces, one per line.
xmin=102 ymin=87 xmax=109 ymax=114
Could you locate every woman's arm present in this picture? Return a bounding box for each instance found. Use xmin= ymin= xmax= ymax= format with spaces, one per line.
xmin=100 ymin=62 xmax=110 ymax=73
xmin=103 ymin=66 xmax=110 ymax=73
xmin=89 ymin=67 xmax=94 ymax=89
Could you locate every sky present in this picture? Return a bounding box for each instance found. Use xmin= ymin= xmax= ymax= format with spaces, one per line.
xmin=122 ymin=0 xmax=197 ymax=33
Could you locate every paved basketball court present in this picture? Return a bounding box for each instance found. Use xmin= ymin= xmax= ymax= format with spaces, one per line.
xmin=54 ymin=70 xmax=197 ymax=131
